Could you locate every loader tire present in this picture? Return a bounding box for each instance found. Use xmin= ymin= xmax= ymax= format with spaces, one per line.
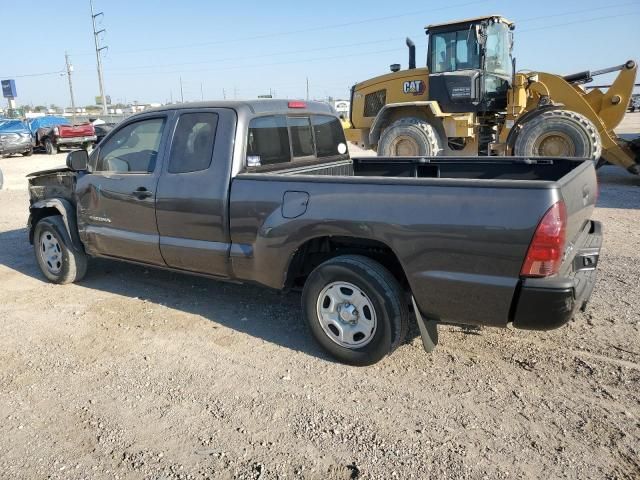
xmin=514 ymin=109 xmax=602 ymax=161
xmin=378 ymin=118 xmax=443 ymax=157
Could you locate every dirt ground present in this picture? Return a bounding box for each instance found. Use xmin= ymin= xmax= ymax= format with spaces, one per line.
xmin=0 ymin=117 xmax=639 ymax=479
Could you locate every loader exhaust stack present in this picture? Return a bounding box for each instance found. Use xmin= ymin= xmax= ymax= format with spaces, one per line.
xmin=406 ymin=37 xmax=416 ymax=70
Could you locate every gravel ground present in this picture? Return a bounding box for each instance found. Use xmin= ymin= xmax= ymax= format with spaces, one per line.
xmin=0 ymin=117 xmax=639 ymax=479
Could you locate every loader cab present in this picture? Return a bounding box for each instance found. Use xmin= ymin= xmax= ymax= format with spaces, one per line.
xmin=426 ymin=15 xmax=514 ymax=113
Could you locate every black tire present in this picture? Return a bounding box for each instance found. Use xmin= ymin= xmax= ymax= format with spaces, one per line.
xmin=302 ymin=255 xmax=409 ymax=366
xmin=33 ymin=216 xmax=87 ymax=284
xmin=22 ymin=147 xmax=33 ymax=157
xmin=44 ymin=138 xmax=55 ymax=155
xmin=513 ymin=109 xmax=602 ymax=161
xmin=378 ymin=117 xmax=443 ymax=157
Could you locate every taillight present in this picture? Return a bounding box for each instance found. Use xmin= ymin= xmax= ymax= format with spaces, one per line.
xmin=520 ymin=201 xmax=567 ymax=277
xmin=288 ymin=101 xmax=306 ymax=109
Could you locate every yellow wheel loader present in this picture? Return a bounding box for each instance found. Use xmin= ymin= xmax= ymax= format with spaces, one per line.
xmin=345 ymin=15 xmax=640 ymax=175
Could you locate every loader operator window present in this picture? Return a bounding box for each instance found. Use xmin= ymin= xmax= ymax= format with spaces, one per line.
xmin=431 ymin=28 xmax=480 ymax=73
xmin=485 ymin=22 xmax=511 ymax=75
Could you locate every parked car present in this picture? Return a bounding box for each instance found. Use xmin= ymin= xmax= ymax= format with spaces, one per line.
xmin=27 ymin=116 xmax=96 ymax=155
xmin=0 ymin=119 xmax=33 ymax=157
xmin=26 ymin=100 xmax=602 ymax=365
xmin=629 ymin=95 xmax=640 ymax=113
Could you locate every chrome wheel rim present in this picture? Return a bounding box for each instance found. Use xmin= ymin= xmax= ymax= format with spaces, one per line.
xmin=316 ymin=281 xmax=377 ymax=348
xmin=39 ymin=230 xmax=62 ymax=275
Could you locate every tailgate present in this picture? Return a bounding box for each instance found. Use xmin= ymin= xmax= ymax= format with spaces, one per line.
xmin=58 ymin=124 xmax=94 ymax=138
xmin=557 ymin=161 xmax=599 ymax=272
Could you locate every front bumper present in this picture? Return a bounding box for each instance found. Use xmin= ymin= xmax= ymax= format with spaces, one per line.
xmin=512 ymin=220 xmax=603 ymax=330
xmin=56 ymin=135 xmax=97 ymax=146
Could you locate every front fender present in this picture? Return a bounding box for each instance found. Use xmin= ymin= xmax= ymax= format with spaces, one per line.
xmin=29 ymin=198 xmax=84 ymax=251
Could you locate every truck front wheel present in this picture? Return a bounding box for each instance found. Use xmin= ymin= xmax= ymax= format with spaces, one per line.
xmin=34 ymin=216 xmax=87 ymax=284
xmin=43 ymin=138 xmax=55 ymax=155
xmin=302 ymin=255 xmax=408 ymax=366
xmin=513 ymin=109 xmax=602 ymax=161
xmin=378 ymin=117 xmax=443 ymax=157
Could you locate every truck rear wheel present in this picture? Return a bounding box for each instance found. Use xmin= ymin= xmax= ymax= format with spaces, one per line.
xmin=302 ymin=255 xmax=408 ymax=366
xmin=34 ymin=216 xmax=87 ymax=284
xmin=44 ymin=138 xmax=55 ymax=155
xmin=378 ymin=117 xmax=443 ymax=157
xmin=514 ymin=110 xmax=602 ymax=161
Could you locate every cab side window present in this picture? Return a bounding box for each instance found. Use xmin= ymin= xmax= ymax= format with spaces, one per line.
xmin=96 ymin=118 xmax=165 ymax=173
xmin=168 ymin=112 xmax=218 ymax=173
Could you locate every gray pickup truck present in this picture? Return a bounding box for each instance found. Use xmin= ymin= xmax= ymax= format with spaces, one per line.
xmin=27 ymin=100 xmax=602 ymax=365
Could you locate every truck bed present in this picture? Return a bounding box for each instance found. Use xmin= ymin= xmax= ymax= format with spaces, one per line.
xmin=260 ymin=156 xmax=581 ymax=182
xmin=233 ymin=156 xmax=598 ymax=328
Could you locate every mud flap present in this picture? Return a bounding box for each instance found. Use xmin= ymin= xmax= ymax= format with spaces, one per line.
xmin=411 ymin=296 xmax=438 ymax=352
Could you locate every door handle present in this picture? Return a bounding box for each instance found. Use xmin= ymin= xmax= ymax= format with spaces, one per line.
xmin=133 ymin=187 xmax=153 ymax=199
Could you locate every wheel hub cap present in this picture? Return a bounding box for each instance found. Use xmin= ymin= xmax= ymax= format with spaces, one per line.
xmin=316 ymin=282 xmax=377 ymax=348
xmin=390 ymin=136 xmax=419 ymax=156
xmin=535 ymin=132 xmax=575 ymax=157
xmin=40 ymin=232 xmax=62 ymax=274
xmin=338 ymin=303 xmax=358 ymax=324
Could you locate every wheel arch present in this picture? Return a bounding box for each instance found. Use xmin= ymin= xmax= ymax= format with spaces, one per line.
xmin=284 ymin=235 xmax=409 ymax=291
xmin=29 ymin=198 xmax=84 ymax=251
xmin=369 ymin=101 xmax=444 ymax=146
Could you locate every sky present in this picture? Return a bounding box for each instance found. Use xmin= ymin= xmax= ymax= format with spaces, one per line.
xmin=2 ymin=0 xmax=640 ymax=108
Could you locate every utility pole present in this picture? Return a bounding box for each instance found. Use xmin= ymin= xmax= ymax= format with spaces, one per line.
xmin=180 ymin=77 xmax=184 ymax=103
xmin=200 ymin=82 xmax=204 ymax=101
xmin=65 ymin=52 xmax=77 ymax=124
xmin=222 ymin=88 xmax=226 ymax=100
xmin=90 ymin=0 xmax=108 ymax=116
xmin=306 ymin=77 xmax=309 ymax=101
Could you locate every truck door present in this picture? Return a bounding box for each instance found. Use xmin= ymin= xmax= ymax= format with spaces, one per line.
xmin=155 ymin=108 xmax=236 ymax=277
xmin=76 ymin=114 xmax=170 ymax=265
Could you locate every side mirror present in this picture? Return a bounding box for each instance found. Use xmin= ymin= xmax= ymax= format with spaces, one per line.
xmin=66 ymin=150 xmax=89 ymax=171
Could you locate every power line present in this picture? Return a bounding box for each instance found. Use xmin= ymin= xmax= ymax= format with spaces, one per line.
xmin=104 ymin=37 xmax=403 ymax=72
xmin=1 ymin=70 xmax=65 ymax=78
xmin=102 ymin=46 xmax=410 ymax=77
xmin=82 ymin=0 xmax=486 ymax=56
xmin=520 ymin=11 xmax=640 ymax=33
xmin=517 ymin=1 xmax=639 ymax=23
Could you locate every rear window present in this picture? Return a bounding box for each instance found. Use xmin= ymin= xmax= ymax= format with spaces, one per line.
xmin=247 ymin=115 xmax=290 ymax=166
xmin=246 ymin=114 xmax=347 ymax=169
xmin=313 ymin=115 xmax=347 ymax=158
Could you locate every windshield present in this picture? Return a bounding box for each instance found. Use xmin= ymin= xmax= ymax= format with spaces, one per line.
xmin=485 ymin=22 xmax=512 ymax=75
xmin=430 ymin=27 xmax=480 ymax=73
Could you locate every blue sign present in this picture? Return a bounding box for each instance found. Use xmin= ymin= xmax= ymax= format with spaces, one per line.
xmin=2 ymin=79 xmax=17 ymax=98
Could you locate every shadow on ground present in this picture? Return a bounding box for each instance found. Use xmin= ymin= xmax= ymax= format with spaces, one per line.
xmin=0 ymin=227 xmax=338 ymax=362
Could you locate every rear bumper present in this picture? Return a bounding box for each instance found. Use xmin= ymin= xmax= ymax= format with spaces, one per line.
xmin=56 ymin=135 xmax=96 ymax=145
xmin=0 ymin=139 xmax=31 ymax=154
xmin=512 ymin=220 xmax=602 ymax=330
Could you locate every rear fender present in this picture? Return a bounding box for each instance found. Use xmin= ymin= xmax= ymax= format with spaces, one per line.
xmin=369 ymin=101 xmax=445 ymax=145
xmin=29 ymin=198 xmax=84 ymax=251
